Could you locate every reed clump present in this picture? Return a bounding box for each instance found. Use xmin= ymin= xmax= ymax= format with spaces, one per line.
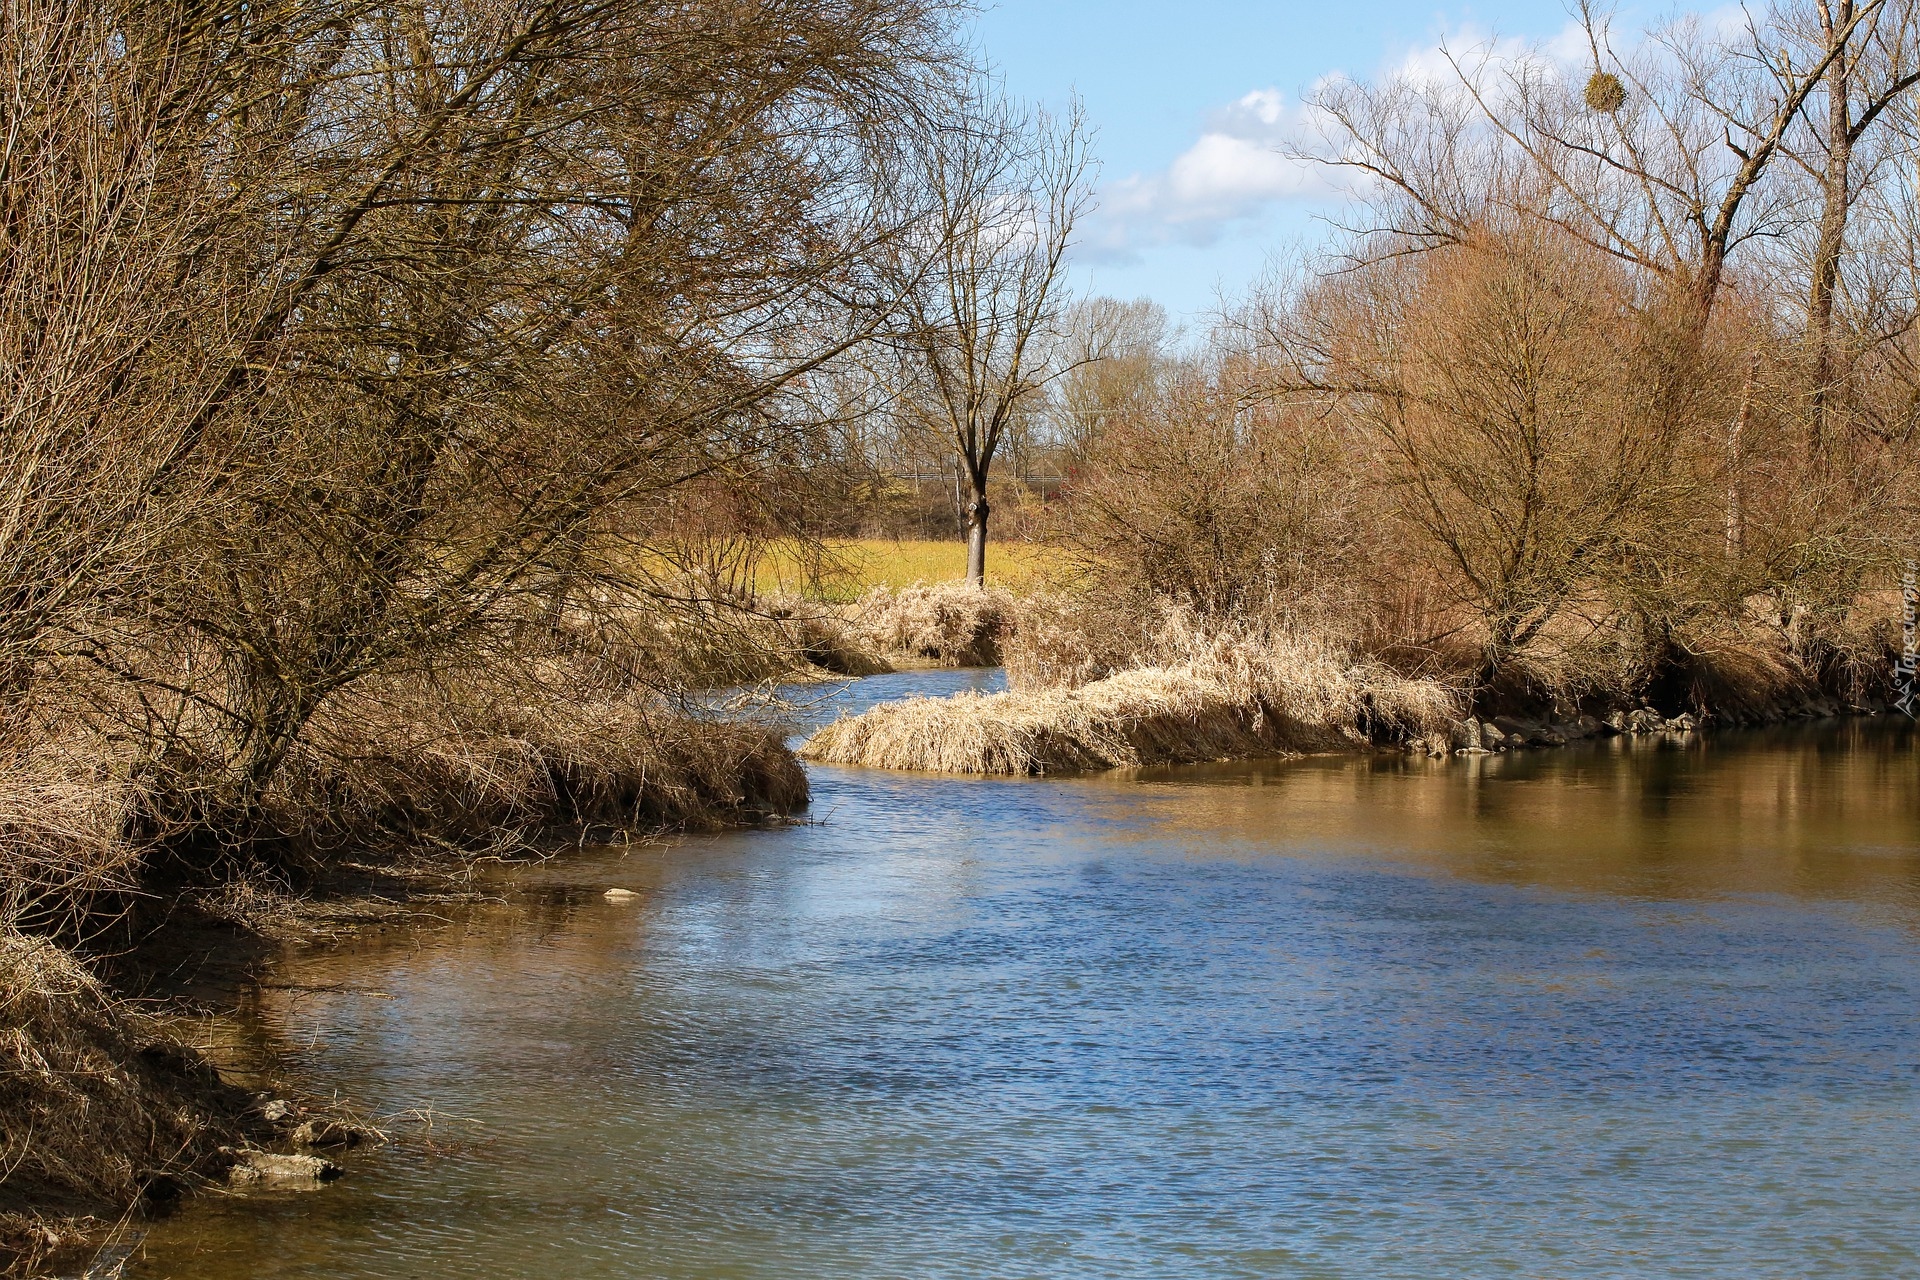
xmin=847 ymin=581 xmax=1013 ymax=667
xmin=803 ymin=615 xmax=1460 ymax=774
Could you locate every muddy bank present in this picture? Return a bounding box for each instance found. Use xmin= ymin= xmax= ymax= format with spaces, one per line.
xmin=0 ymin=929 xmax=250 ymax=1276
xmin=0 ymin=870 xmax=482 ymax=1275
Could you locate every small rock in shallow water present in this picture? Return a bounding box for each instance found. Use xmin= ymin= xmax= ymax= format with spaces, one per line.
xmin=603 ymin=888 xmax=638 ymax=901
xmin=256 ymin=1098 xmax=299 ymax=1125
xmin=227 ymin=1150 xmax=343 ymax=1187
xmin=290 ymin=1118 xmax=366 ymax=1150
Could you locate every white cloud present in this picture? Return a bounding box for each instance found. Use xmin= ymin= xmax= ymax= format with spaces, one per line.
xmin=1083 ymin=89 xmax=1333 ymax=261
xmin=1080 ymin=16 xmax=1619 ymax=264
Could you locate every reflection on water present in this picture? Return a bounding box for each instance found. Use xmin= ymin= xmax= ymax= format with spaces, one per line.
xmin=134 ymin=678 xmax=1920 ymax=1279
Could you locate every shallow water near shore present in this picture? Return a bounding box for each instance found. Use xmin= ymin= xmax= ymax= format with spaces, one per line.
xmin=132 ymin=672 xmax=1920 ymax=1279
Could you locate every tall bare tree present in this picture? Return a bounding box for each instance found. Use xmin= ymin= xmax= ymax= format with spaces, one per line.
xmin=1306 ymin=0 xmax=1886 ymax=334
xmin=895 ymin=88 xmax=1095 ymax=585
xmin=1787 ymin=0 xmax=1920 ymax=451
xmin=0 ymin=0 xmax=285 ymax=710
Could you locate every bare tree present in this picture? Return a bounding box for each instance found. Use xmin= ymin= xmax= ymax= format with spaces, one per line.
xmin=894 ymin=87 xmax=1095 ymax=585
xmin=0 ymin=0 xmax=293 ymax=712
xmin=1785 ymin=0 xmax=1920 ymax=450
xmin=1057 ymin=356 xmax=1360 ymax=621
xmin=1258 ymin=226 xmax=1707 ymax=694
xmin=1045 ymin=296 xmax=1171 ymax=468
xmin=1306 ymin=0 xmax=1887 ymax=334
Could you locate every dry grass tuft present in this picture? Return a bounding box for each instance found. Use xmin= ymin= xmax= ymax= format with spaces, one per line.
xmin=803 ymin=626 xmax=1459 ymax=775
xmin=0 ymin=928 xmax=243 ymax=1255
xmin=267 ymin=671 xmax=810 ymax=849
xmin=550 ymin=581 xmax=890 ymax=688
xmin=0 ymin=738 xmax=147 ymax=942
xmin=849 ymin=581 xmax=1012 ymax=666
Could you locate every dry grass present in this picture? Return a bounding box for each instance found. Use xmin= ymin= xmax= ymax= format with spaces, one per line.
xmin=846 ymin=581 xmax=1014 ymax=666
xmin=278 ymin=671 xmax=810 ymax=847
xmin=998 ymin=590 xmax=1163 ymax=690
xmin=751 ymin=539 xmax=1061 ymax=601
xmin=549 ymin=581 xmax=890 ymax=689
xmin=0 ymin=928 xmax=244 ymax=1267
xmin=0 ymin=748 xmax=143 ymax=940
xmin=0 ymin=634 xmax=813 ymax=909
xmin=802 ymin=625 xmax=1460 ymax=774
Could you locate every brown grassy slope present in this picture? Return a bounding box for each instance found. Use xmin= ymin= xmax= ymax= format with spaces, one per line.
xmin=802 ymin=631 xmax=1460 ymax=774
xmin=3 ymin=653 xmax=810 ymax=875
xmin=0 ymin=931 xmax=248 ymax=1267
xmin=276 ymin=675 xmax=809 ymax=847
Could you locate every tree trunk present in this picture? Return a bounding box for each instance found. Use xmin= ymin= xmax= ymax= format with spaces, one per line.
xmin=1808 ymin=0 xmax=1855 ymax=461
xmin=1726 ymin=354 xmax=1757 ymax=559
xmin=965 ymin=489 xmax=989 ymax=585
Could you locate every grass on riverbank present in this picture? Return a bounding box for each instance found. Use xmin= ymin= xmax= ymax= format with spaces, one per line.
xmin=844 ymin=582 xmax=1014 ymax=667
xmin=285 ymin=672 xmax=809 ymax=845
xmin=0 ymin=929 xmax=249 ymax=1272
xmin=801 ymin=628 xmax=1460 ymax=774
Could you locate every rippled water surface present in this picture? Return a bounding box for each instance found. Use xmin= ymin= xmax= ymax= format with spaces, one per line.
xmin=134 ymin=672 xmax=1920 ymax=1278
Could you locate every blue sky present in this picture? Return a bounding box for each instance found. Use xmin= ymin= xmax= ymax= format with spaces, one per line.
xmin=967 ymin=1 xmax=1644 ymax=323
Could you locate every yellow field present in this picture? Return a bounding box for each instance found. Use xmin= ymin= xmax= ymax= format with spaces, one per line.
xmin=753 ymin=539 xmax=1062 ymax=601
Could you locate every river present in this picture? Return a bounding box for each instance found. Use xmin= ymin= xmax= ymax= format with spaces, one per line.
xmin=131 ymin=670 xmax=1920 ymax=1279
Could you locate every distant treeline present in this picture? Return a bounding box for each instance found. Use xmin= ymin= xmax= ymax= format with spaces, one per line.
xmin=1020 ymin=2 xmax=1920 ymax=720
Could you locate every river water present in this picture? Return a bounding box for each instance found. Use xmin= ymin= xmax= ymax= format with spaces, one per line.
xmin=132 ymin=671 xmax=1920 ymax=1279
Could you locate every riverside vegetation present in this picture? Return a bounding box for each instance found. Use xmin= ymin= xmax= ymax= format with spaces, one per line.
xmin=0 ymin=0 xmax=1047 ymax=1263
xmin=811 ymin=0 xmax=1920 ymax=771
xmin=4 ymin=0 xmax=1920 ymax=1270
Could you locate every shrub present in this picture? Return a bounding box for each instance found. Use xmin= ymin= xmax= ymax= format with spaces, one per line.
xmin=849 ymin=581 xmax=1013 ymax=666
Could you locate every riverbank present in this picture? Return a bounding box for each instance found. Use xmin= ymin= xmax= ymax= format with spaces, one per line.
xmin=0 ymin=578 xmax=1017 ymax=1269
xmin=802 ymin=602 xmax=1894 ymax=776
xmin=0 ymin=705 xmax=813 ymax=1274
xmin=1 ymin=855 xmax=491 ymax=1274
xmin=802 ymin=674 xmax=1881 ymax=776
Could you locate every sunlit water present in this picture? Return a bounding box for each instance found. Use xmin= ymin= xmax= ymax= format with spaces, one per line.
xmin=132 ymin=671 xmax=1920 ymax=1278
